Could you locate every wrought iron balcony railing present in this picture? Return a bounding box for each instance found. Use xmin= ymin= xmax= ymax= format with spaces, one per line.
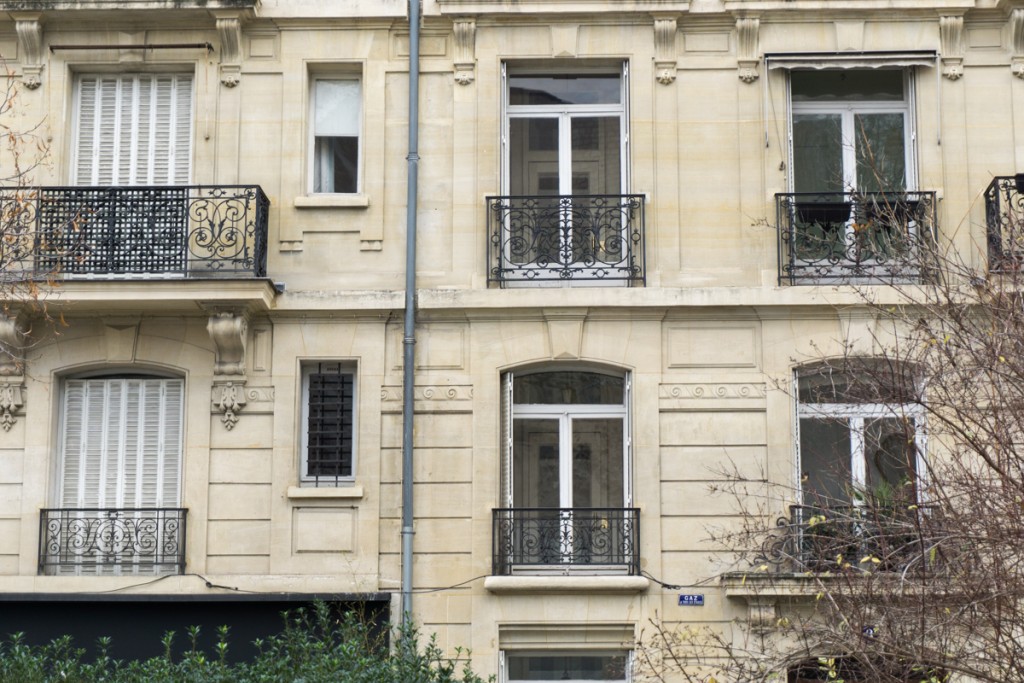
xmin=0 ymin=185 xmax=268 ymax=279
xmin=486 ymin=195 xmax=645 ymax=285
xmin=39 ymin=508 xmax=187 ymax=575
xmin=756 ymin=505 xmax=936 ymax=574
xmin=492 ymin=507 xmax=640 ymax=576
xmin=776 ymin=191 xmax=937 ymax=285
xmin=985 ymin=175 xmax=1024 ymax=273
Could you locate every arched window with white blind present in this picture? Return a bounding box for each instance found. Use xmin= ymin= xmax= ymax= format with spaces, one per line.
xmin=71 ymin=73 xmax=193 ymax=186
xmin=41 ymin=376 xmax=187 ymax=576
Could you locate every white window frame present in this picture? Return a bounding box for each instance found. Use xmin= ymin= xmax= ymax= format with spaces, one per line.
xmin=308 ymin=75 xmax=363 ymax=195
xmin=300 ymin=361 xmax=358 ymax=486
xmin=70 ymin=73 xmax=194 ymax=186
xmin=796 ymin=393 xmax=927 ymax=507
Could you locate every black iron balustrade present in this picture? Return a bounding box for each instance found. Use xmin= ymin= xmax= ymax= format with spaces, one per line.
xmin=486 ymin=195 xmax=645 ymax=285
xmin=492 ymin=507 xmax=640 ymax=575
xmin=39 ymin=508 xmax=187 ymax=575
xmin=0 ymin=185 xmax=268 ymax=279
xmin=754 ymin=505 xmax=936 ymax=574
xmin=985 ymin=175 xmax=1024 ymax=273
xmin=776 ymin=191 xmax=937 ymax=285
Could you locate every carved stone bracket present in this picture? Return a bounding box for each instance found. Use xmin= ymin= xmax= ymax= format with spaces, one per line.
xmin=940 ymin=15 xmax=965 ymax=81
xmin=0 ymin=310 xmax=29 ymax=378
xmin=653 ymin=14 xmax=678 ymax=85
xmin=11 ymin=13 xmax=43 ymax=90
xmin=747 ymin=597 xmax=779 ymax=633
xmin=213 ymin=380 xmax=247 ymax=430
xmin=207 ymin=310 xmax=248 ymax=376
xmin=1012 ymin=10 xmax=1024 ymax=79
xmin=214 ymin=12 xmax=243 ymax=87
xmin=736 ymin=17 xmax=760 ymax=84
xmin=0 ymin=382 xmax=24 ymax=431
xmin=453 ymin=18 xmax=476 ymax=86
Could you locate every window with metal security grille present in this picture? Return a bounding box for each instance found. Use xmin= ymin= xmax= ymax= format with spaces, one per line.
xmin=301 ymin=362 xmax=356 ymax=485
xmin=43 ymin=377 xmax=186 ymax=576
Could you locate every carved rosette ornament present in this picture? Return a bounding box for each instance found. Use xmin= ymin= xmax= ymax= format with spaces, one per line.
xmin=940 ymin=15 xmax=965 ymax=81
xmin=736 ymin=17 xmax=760 ymax=84
xmin=453 ymin=18 xmax=476 ymax=86
xmin=214 ymin=381 xmax=247 ymax=430
xmin=1013 ymin=10 xmax=1024 ymax=79
xmin=12 ymin=14 xmax=43 ymax=90
xmin=653 ymin=15 xmax=678 ymax=85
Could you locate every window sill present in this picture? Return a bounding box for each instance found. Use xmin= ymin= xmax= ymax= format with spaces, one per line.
xmin=286 ymin=485 xmax=364 ymax=500
xmin=293 ymin=194 xmax=369 ymax=209
xmin=484 ymin=575 xmax=649 ymax=594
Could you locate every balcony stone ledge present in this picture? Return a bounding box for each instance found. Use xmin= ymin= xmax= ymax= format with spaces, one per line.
xmin=484 ymin=575 xmax=649 ymax=594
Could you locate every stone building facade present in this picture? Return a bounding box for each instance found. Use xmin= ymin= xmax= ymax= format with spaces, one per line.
xmin=0 ymin=0 xmax=1018 ymax=678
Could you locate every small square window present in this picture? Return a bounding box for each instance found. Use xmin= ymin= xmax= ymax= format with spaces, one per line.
xmin=301 ymin=361 xmax=356 ymax=485
xmin=311 ymin=78 xmax=361 ymax=194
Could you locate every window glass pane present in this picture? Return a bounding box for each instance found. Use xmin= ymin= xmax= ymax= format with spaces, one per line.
xmin=791 ymin=69 xmax=903 ymax=101
xmin=514 ymin=372 xmax=624 ymax=404
xmin=314 ymin=136 xmax=359 ymax=193
xmin=510 ymin=117 xmax=560 ymax=196
xmin=507 ymin=653 xmax=627 ymax=681
xmin=513 ymin=419 xmax=561 ymax=508
xmin=855 ymin=112 xmax=906 ymax=192
xmin=571 ymin=418 xmax=623 ymax=507
xmin=571 ymin=117 xmax=620 ymax=195
xmin=509 ymin=75 xmax=620 ymax=106
xmin=797 ymin=362 xmax=917 ymax=403
xmin=800 ymin=417 xmax=852 ymax=504
xmin=313 ymin=80 xmax=360 ymax=193
xmin=793 ymin=113 xmax=844 ymax=194
xmin=314 ymin=80 xmax=360 ymax=136
xmin=864 ymin=417 xmax=916 ymax=501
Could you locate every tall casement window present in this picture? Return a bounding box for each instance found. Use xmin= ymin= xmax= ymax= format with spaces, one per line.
xmin=489 ymin=65 xmax=644 ymax=285
xmin=43 ymin=377 xmax=186 ymax=575
xmin=493 ymin=369 xmax=638 ymax=575
xmin=301 ymin=362 xmax=356 ymax=485
xmin=72 ymin=74 xmax=193 ymax=185
xmin=311 ymin=78 xmax=361 ymax=194
xmin=774 ymin=60 xmax=936 ymax=284
xmin=796 ymin=362 xmax=925 ymax=508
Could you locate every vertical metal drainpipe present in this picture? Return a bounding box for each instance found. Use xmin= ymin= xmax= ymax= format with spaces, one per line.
xmin=400 ymin=0 xmax=421 ymax=628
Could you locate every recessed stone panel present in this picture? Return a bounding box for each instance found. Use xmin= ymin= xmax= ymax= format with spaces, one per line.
xmin=292 ymin=507 xmax=356 ymax=553
xmin=665 ymin=324 xmax=759 ymax=369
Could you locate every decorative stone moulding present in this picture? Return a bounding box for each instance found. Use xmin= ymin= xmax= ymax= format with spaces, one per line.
xmin=213 ymin=11 xmax=244 ymax=87
xmin=12 ymin=13 xmax=44 ymax=90
xmin=0 ymin=382 xmax=24 ymax=432
xmin=940 ymin=15 xmax=964 ymax=81
xmin=213 ymin=380 xmax=247 ymax=430
xmin=1013 ymin=10 xmax=1024 ymax=79
xmin=453 ymin=18 xmax=476 ymax=86
xmin=736 ymin=16 xmax=760 ymax=84
xmin=653 ymin=14 xmax=678 ymax=85
xmin=207 ymin=309 xmax=249 ymax=429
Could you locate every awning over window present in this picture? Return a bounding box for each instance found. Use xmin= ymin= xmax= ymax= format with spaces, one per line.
xmin=765 ymin=50 xmax=937 ymax=70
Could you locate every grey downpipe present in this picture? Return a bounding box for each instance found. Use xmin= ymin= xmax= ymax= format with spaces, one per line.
xmin=400 ymin=0 xmax=420 ymax=628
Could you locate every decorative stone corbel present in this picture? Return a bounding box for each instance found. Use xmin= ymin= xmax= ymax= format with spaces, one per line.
xmin=736 ymin=17 xmax=760 ymax=84
xmin=213 ymin=380 xmax=247 ymax=430
xmin=747 ymin=597 xmax=779 ymax=633
xmin=11 ymin=13 xmax=43 ymax=90
xmin=1012 ymin=10 xmax=1024 ymax=79
xmin=0 ymin=383 xmax=24 ymax=432
xmin=0 ymin=310 xmax=29 ymax=378
xmin=940 ymin=15 xmax=965 ymax=81
xmin=453 ymin=18 xmax=476 ymax=86
xmin=214 ymin=12 xmax=243 ymax=87
xmin=653 ymin=15 xmax=678 ymax=85
xmin=207 ymin=310 xmax=248 ymax=376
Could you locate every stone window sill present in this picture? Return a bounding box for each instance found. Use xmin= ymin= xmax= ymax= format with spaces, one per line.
xmin=286 ymin=485 xmax=364 ymax=500
xmin=293 ymin=194 xmax=369 ymax=209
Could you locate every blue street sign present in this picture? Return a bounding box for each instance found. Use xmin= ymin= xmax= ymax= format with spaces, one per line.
xmin=678 ymin=594 xmax=704 ymax=607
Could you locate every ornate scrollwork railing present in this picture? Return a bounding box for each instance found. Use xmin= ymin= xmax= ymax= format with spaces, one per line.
xmin=776 ymin=191 xmax=936 ymax=285
xmin=0 ymin=185 xmax=268 ymax=279
xmin=754 ymin=505 xmax=935 ymax=574
xmin=985 ymin=175 xmax=1024 ymax=273
xmin=492 ymin=507 xmax=640 ymax=575
xmin=486 ymin=195 xmax=645 ymax=285
xmin=39 ymin=508 xmax=187 ymax=575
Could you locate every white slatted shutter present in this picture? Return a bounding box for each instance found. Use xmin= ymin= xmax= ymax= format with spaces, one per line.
xmin=73 ymin=74 xmax=193 ymax=185
xmin=59 ymin=378 xmax=184 ymax=509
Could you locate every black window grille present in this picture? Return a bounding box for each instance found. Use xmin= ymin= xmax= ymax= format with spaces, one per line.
xmin=305 ymin=363 xmax=355 ymax=484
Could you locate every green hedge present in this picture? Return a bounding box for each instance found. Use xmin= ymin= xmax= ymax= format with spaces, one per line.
xmin=0 ymin=603 xmax=490 ymax=683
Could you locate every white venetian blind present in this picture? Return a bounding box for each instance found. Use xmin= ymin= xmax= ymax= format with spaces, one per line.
xmin=59 ymin=378 xmax=184 ymax=509
xmin=314 ymin=80 xmax=361 ymax=137
xmin=74 ymin=74 xmax=193 ymax=185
